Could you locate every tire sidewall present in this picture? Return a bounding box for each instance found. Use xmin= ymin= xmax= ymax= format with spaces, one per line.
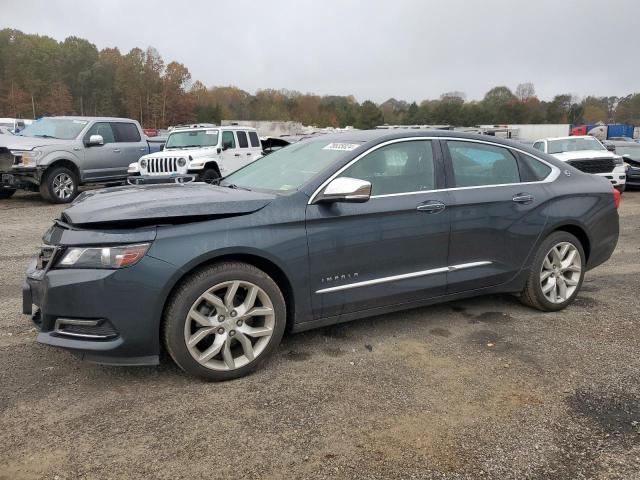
xmin=531 ymin=232 xmax=586 ymax=311
xmin=198 ymin=168 xmax=220 ymax=184
xmin=164 ymin=263 xmax=286 ymax=381
xmin=43 ymin=166 xmax=78 ymax=204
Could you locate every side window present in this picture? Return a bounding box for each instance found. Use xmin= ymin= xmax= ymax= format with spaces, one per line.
xmin=111 ymin=122 xmax=141 ymax=142
xmin=237 ymin=131 xmax=248 ymax=148
xmin=85 ymin=122 xmax=115 ymax=144
xmin=248 ymin=131 xmax=260 ymax=148
xmin=532 ymin=141 xmax=546 ymax=152
xmin=447 ymin=141 xmax=520 ymax=187
xmin=341 ymin=140 xmax=435 ymax=196
xmin=222 ymin=131 xmax=236 ymax=149
xmin=518 ymin=153 xmax=552 ymax=181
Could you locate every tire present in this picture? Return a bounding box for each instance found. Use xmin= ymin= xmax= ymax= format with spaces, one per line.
xmin=0 ymin=189 xmax=16 ymax=199
xmin=163 ymin=262 xmax=286 ymax=381
xmin=520 ymin=231 xmax=585 ymax=312
xmin=40 ymin=166 xmax=78 ymax=204
xmin=198 ymin=168 xmax=220 ymax=184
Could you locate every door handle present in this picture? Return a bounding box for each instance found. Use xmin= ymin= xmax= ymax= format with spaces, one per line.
xmin=247 ymin=153 xmax=252 ymax=156
xmin=139 ymin=147 xmax=146 ymax=151
xmin=234 ymin=153 xmax=241 ymax=157
xmin=512 ymin=193 xmax=534 ymax=204
xmin=113 ymin=148 xmax=121 ymax=153
xmin=417 ymin=201 xmax=446 ymax=213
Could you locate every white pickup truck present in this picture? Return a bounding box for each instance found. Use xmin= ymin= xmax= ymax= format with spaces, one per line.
xmin=532 ymin=135 xmax=626 ymax=192
xmin=128 ymin=125 xmax=263 ymax=183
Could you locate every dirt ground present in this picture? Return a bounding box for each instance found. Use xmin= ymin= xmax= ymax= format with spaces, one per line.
xmin=1 ymin=190 xmax=639 ymax=480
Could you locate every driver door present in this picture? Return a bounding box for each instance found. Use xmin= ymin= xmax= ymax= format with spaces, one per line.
xmin=305 ymin=139 xmax=450 ymax=319
xmin=82 ymin=122 xmax=117 ymax=181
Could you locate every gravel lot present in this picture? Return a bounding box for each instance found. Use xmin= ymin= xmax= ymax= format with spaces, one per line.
xmin=1 ymin=190 xmax=639 ymax=480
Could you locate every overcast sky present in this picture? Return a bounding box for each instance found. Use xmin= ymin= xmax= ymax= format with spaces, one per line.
xmin=2 ymin=0 xmax=639 ymax=103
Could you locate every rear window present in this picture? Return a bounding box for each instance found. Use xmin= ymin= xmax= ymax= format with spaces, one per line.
xmin=248 ymin=131 xmax=260 ymax=148
xmin=237 ymin=131 xmax=248 ymax=148
xmin=518 ymin=153 xmax=552 ymax=181
xmin=111 ymin=122 xmax=141 ymax=142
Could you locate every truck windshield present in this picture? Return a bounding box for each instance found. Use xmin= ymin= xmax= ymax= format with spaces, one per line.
xmin=547 ymin=137 xmax=605 ymax=154
xmin=221 ymin=138 xmax=362 ymax=192
xmin=166 ymin=130 xmax=219 ymax=148
xmin=17 ymin=118 xmax=88 ymax=140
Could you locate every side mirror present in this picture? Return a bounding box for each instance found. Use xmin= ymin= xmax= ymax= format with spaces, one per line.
xmin=314 ymin=177 xmax=372 ymax=204
xmin=222 ymin=141 xmax=232 ymax=151
xmin=87 ymin=134 xmax=104 ymax=146
xmin=604 ymin=143 xmax=616 ymax=152
xmin=159 ymin=144 xmax=164 ymax=151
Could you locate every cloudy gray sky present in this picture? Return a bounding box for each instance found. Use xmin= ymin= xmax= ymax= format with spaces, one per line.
xmin=2 ymin=0 xmax=638 ymax=103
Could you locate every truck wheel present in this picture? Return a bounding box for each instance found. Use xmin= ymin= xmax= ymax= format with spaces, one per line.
xmin=520 ymin=231 xmax=585 ymax=312
xmin=163 ymin=262 xmax=286 ymax=381
xmin=0 ymin=189 xmax=16 ymax=199
xmin=40 ymin=166 xmax=78 ymax=204
xmin=198 ymin=168 xmax=220 ymax=184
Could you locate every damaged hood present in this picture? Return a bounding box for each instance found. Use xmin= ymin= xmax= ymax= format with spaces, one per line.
xmin=63 ymin=183 xmax=275 ymax=226
xmin=0 ymin=135 xmax=75 ymax=150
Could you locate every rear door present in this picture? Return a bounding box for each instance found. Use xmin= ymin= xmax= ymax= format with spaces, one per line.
xmin=234 ymin=130 xmax=255 ymax=169
xmin=305 ymin=138 xmax=450 ymax=319
xmin=442 ymin=139 xmax=553 ymax=294
xmin=111 ymin=122 xmax=146 ymax=176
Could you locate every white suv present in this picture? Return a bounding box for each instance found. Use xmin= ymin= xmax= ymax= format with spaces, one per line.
xmin=129 ymin=125 xmax=263 ymax=183
xmin=532 ymin=135 xmax=626 ymax=192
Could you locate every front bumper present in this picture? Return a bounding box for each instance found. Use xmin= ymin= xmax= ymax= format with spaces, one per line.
xmin=1 ymin=167 xmax=42 ymax=190
xmin=595 ymin=166 xmax=626 ymax=187
xmin=23 ymin=254 xmax=179 ymax=365
xmin=127 ymin=174 xmax=196 ymax=185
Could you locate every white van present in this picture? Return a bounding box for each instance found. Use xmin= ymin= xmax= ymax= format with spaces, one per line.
xmin=129 ymin=125 xmax=263 ymax=183
xmin=0 ymin=118 xmax=27 ymax=134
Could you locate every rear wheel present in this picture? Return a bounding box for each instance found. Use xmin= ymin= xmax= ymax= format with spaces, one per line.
xmin=163 ymin=262 xmax=286 ymax=381
xmin=40 ymin=166 xmax=78 ymax=203
xmin=0 ymin=189 xmax=15 ymax=199
xmin=520 ymin=231 xmax=585 ymax=311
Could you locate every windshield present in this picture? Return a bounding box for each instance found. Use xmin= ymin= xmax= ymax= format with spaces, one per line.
xmin=616 ymin=145 xmax=640 ymax=161
xmin=547 ymin=137 xmax=605 ymax=154
xmin=166 ymin=130 xmax=219 ymax=148
xmin=222 ymin=139 xmax=362 ymax=192
xmin=18 ymin=118 xmax=88 ymax=140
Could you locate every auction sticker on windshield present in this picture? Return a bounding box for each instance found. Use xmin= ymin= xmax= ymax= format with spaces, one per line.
xmin=323 ymin=143 xmax=360 ymax=151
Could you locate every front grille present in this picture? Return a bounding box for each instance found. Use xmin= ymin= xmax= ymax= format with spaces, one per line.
xmin=147 ymin=157 xmax=179 ymax=174
xmin=567 ymin=158 xmax=616 ymax=174
xmin=0 ymin=147 xmax=15 ymax=171
xmin=36 ymin=245 xmax=58 ymax=271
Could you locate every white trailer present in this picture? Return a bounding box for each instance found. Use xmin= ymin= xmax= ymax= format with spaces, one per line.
xmin=507 ymin=124 xmax=571 ymax=141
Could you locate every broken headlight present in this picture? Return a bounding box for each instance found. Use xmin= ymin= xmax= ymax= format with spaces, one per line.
xmin=57 ymin=243 xmax=151 ymax=269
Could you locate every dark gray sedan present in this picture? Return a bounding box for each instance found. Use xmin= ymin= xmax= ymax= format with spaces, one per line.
xmin=23 ymin=130 xmax=620 ymax=380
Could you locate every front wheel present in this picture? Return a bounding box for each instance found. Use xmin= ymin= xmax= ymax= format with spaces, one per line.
xmin=198 ymin=168 xmax=220 ymax=184
xmin=0 ymin=189 xmax=16 ymax=199
xmin=163 ymin=262 xmax=286 ymax=381
xmin=520 ymin=231 xmax=585 ymax=311
xmin=40 ymin=166 xmax=78 ymax=203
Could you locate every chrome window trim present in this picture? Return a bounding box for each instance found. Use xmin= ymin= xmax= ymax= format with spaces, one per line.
xmin=308 ymin=136 xmax=560 ymax=204
xmin=315 ymin=261 xmax=492 ymax=294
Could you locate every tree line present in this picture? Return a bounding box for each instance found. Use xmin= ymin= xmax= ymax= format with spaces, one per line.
xmin=1 ymin=29 xmax=639 ymax=129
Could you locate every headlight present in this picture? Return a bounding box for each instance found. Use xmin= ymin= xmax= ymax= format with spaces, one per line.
xmin=177 ymin=157 xmax=187 ymax=167
xmin=140 ymin=159 xmax=148 ymax=169
xmin=11 ymin=149 xmax=43 ymax=166
xmin=614 ymin=156 xmax=624 ymax=166
xmin=57 ymin=243 xmax=151 ymax=269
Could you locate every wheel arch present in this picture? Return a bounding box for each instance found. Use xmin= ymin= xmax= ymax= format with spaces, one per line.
xmin=44 ymin=159 xmax=81 ymax=183
xmin=159 ymin=251 xmax=297 ymax=339
xmin=550 ymin=223 xmax=591 ymax=262
xmin=202 ymin=161 xmax=221 ymax=177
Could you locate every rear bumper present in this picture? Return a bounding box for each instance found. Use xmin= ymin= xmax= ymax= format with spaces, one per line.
xmin=23 ymin=254 xmax=179 ymax=365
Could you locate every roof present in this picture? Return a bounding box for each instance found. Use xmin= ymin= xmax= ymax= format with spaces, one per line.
xmin=171 ymin=125 xmax=257 ymax=133
xmin=46 ymin=116 xmax=139 ymax=122
xmin=538 ymin=135 xmax=594 ymax=141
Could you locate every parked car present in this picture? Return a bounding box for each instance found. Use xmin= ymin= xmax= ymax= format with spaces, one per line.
xmin=532 ymin=135 xmax=626 ymax=192
xmin=128 ymin=125 xmax=263 ymax=183
xmin=23 ymin=130 xmax=619 ymax=380
xmin=0 ymin=117 xmax=28 ymax=134
xmin=610 ymin=140 xmax=640 ymax=188
xmin=0 ymin=116 xmax=164 ymax=203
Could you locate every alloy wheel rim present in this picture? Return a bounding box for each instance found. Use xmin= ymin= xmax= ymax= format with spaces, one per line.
xmin=540 ymin=242 xmax=582 ymax=304
xmin=184 ymin=280 xmax=275 ymax=371
xmin=53 ymin=173 xmax=74 ymax=199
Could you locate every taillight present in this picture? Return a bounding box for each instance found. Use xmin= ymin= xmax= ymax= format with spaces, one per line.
xmin=613 ymin=188 xmax=621 ymax=209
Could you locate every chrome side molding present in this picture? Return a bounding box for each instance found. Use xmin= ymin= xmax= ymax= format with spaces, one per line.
xmin=316 ymin=261 xmax=492 ymax=294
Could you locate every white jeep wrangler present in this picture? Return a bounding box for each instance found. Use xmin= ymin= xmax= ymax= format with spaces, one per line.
xmin=128 ymin=125 xmax=263 ymax=183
